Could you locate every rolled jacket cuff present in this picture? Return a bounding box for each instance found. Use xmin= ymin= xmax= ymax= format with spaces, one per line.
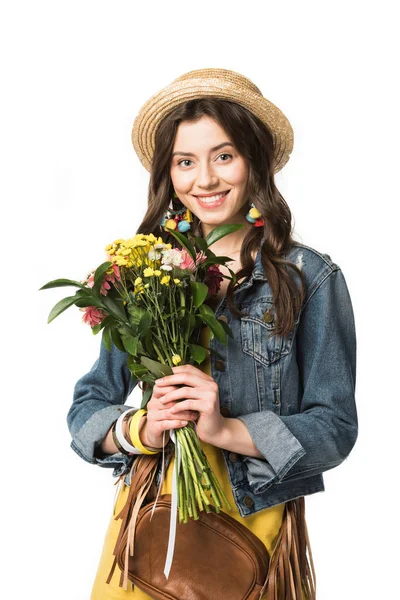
xmin=71 ymin=404 xmax=137 ymax=469
xmin=236 ymin=411 xmax=306 ymax=494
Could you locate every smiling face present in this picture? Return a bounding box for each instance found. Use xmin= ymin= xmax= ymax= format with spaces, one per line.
xmin=170 ymin=115 xmax=250 ymax=234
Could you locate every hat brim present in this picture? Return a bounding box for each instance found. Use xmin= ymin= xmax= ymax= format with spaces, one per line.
xmin=132 ymin=77 xmax=294 ymax=174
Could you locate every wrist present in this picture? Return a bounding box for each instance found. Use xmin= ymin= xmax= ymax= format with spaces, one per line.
xmin=140 ymin=416 xmax=170 ymax=449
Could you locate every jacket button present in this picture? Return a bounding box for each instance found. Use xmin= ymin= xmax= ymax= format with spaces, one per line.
xmin=243 ymin=495 xmax=254 ymax=508
xmin=220 ymin=406 xmax=231 ymax=417
xmin=229 ymin=452 xmax=239 ymax=463
xmin=218 ymin=315 xmax=228 ymax=324
xmin=263 ymin=309 xmax=274 ymax=324
xmin=215 ymin=359 xmax=225 ymax=371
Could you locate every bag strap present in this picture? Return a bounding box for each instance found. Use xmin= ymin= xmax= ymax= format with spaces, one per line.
xmin=260 ymin=497 xmax=316 ymax=600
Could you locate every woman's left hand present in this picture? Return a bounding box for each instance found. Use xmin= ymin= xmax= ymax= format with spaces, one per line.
xmin=155 ymin=364 xmax=226 ymax=445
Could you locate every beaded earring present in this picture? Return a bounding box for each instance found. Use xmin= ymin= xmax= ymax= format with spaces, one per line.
xmin=246 ymin=202 xmax=264 ymax=227
xmin=160 ymin=192 xmax=193 ymax=232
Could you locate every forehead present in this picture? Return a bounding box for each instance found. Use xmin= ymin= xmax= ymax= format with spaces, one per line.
xmin=173 ymin=115 xmax=231 ymax=149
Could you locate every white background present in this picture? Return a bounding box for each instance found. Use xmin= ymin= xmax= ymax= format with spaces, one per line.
xmin=2 ymin=1 xmax=399 ymax=598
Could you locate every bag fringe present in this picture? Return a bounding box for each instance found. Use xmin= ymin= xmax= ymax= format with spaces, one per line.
xmin=261 ymin=496 xmax=316 ymax=600
xmin=106 ymin=452 xmax=162 ymax=590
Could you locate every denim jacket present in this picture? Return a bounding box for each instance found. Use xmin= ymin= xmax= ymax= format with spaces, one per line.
xmin=68 ymin=241 xmax=358 ymax=518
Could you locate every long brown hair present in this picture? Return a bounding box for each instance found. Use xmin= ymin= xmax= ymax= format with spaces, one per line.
xmin=137 ymin=98 xmax=306 ymax=337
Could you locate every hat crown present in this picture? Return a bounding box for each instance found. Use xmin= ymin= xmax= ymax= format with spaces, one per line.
xmin=173 ymin=68 xmax=263 ymax=97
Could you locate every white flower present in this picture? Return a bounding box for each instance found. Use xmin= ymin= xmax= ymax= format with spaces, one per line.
xmin=160 ymin=264 xmax=173 ymax=271
xmin=171 ymin=249 xmax=183 ymax=266
xmin=148 ymin=250 xmax=161 ymax=261
xmin=161 ymin=249 xmax=173 ymax=265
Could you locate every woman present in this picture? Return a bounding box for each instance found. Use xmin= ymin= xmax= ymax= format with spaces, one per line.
xmin=68 ymin=69 xmax=358 ymax=599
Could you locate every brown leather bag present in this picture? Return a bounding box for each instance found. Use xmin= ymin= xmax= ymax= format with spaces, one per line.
xmin=116 ymin=493 xmax=270 ymax=600
xmin=107 ymin=452 xmax=316 ymax=600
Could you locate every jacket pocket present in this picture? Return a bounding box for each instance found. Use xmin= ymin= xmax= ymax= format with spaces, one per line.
xmin=240 ymin=299 xmax=297 ymax=367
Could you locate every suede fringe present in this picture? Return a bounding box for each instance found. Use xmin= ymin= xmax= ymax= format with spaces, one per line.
xmin=106 ymin=452 xmax=161 ymax=591
xmin=260 ymin=497 xmax=316 ymax=600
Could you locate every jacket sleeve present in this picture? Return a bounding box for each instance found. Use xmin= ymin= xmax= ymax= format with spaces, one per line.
xmin=67 ymin=339 xmax=138 ymax=476
xmin=237 ymin=267 xmax=358 ymax=494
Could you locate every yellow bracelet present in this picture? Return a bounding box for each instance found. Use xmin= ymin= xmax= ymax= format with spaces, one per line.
xmin=129 ymin=409 xmax=160 ymax=455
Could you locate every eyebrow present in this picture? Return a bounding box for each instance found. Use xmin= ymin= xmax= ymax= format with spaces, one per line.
xmin=171 ymin=142 xmax=234 ymax=158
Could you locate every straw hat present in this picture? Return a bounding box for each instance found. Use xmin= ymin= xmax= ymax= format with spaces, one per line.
xmin=131 ymin=68 xmax=294 ymax=174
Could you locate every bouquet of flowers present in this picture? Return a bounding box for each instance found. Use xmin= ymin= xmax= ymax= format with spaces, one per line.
xmin=40 ymin=224 xmax=242 ymax=524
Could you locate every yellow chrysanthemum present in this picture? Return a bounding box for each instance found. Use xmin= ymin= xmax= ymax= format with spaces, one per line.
xmin=171 ymin=354 xmax=182 ymax=366
xmin=160 ymin=275 xmax=171 ymax=285
xmin=154 ymin=270 xmax=162 ymax=276
xmin=173 ymin=278 xmax=181 ymax=284
xmin=143 ymin=267 xmax=154 ymax=277
xmin=134 ymin=277 xmax=143 ymax=286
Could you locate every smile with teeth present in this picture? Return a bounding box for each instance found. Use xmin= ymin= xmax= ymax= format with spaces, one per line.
xmin=195 ymin=190 xmax=230 ymax=204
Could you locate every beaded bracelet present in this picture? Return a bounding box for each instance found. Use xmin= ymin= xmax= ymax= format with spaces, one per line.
xmin=129 ymin=409 xmax=160 ymax=455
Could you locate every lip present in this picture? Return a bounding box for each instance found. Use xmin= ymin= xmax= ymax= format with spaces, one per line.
xmin=193 ymin=189 xmax=230 ymax=208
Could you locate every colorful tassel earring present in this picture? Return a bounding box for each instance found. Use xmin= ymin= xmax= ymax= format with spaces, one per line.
xmin=246 ymin=202 xmax=264 ymax=227
xmin=160 ymin=192 xmax=193 ymax=232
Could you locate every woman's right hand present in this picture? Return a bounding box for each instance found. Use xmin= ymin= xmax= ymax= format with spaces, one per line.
xmin=140 ymin=382 xmax=199 ymax=448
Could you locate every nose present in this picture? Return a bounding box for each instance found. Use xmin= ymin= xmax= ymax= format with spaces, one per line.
xmin=195 ymin=162 xmax=218 ymax=190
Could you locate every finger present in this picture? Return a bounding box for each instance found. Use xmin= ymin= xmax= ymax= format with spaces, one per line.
xmin=159 ymin=387 xmax=204 ymax=404
xmin=156 ymin=372 xmax=209 ymax=389
xmin=152 ymin=384 xmax=179 ymax=399
xmin=168 ymin=409 xmax=199 ymax=421
xmin=169 ymin=399 xmax=202 ymax=414
xmin=160 ymin=419 xmax=189 ymax=430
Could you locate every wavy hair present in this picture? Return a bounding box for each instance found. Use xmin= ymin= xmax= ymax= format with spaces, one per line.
xmin=137 ymin=98 xmax=306 ymax=337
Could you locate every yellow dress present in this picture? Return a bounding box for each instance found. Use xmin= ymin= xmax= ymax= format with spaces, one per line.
xmin=91 ymin=330 xmax=286 ymax=599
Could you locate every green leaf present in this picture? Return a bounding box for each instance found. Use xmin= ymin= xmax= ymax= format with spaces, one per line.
xmin=166 ymin=228 xmax=196 ymax=260
xmin=111 ymin=327 xmax=125 ymax=352
xmin=205 ymin=224 xmax=244 ymax=248
xmin=180 ymin=313 xmax=196 ymax=338
xmin=127 ymin=359 xmax=148 ymax=378
xmin=190 ymin=281 xmax=208 ymax=308
xmin=200 ymin=256 xmax=234 ymax=269
xmin=193 ymin=236 xmax=208 ymax=252
xmin=141 ymin=384 xmax=154 ymax=409
xmin=127 ymin=304 xmax=146 ymax=326
xmin=189 ymin=344 xmax=207 ymax=364
xmin=101 ymin=295 xmax=127 ymax=322
xmin=102 ymin=325 xmax=112 ymax=352
xmin=40 ymin=278 xmax=87 ymax=290
xmin=141 ymin=356 xmax=174 ymax=378
xmin=219 ymin=320 xmax=234 ymax=339
xmin=122 ymin=335 xmax=139 ymax=355
xmin=47 ymin=296 xmax=78 ymax=323
xmin=198 ymin=304 xmax=215 ymax=318
xmin=74 ymin=297 xmax=103 ymax=308
xmin=138 ymin=311 xmax=152 ymax=337
xmin=200 ymin=314 xmax=227 ymax=344
xmin=92 ymin=324 xmax=102 ymax=335
xmin=93 ymin=261 xmax=113 ymax=294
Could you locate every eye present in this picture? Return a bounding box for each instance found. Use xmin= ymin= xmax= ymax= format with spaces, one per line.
xmin=177 ymin=159 xmax=193 ymax=167
xmin=217 ymin=153 xmax=232 ymax=162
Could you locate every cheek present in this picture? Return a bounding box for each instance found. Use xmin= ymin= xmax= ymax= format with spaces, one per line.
xmin=225 ymin=161 xmax=248 ymax=188
xmin=170 ymin=168 xmax=195 ymax=192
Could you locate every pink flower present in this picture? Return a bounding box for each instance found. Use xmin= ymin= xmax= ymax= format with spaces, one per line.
xmin=85 ymin=264 xmax=121 ymax=296
xmin=204 ymin=264 xmax=224 ymax=296
xmin=81 ymin=306 xmax=107 ymax=327
xmin=180 ymin=249 xmax=206 ymax=271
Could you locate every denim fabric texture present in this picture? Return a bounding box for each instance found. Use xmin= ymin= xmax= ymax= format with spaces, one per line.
xmin=68 ymin=241 xmax=358 ymax=518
